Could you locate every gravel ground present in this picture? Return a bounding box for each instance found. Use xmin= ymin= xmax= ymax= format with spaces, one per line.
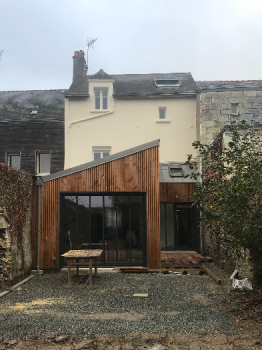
xmin=0 ymin=270 xmax=237 ymax=339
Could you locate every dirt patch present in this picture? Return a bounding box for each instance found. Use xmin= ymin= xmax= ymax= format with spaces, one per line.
xmin=2 ymin=331 xmax=262 ymax=350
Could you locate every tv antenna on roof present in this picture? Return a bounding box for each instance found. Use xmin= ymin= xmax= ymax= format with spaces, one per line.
xmin=0 ymin=50 xmax=3 ymax=61
xmin=86 ymin=37 xmax=97 ymax=72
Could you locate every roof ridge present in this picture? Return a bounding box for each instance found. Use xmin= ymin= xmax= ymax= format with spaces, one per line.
xmin=196 ymin=80 xmax=262 ymax=82
xmin=0 ymin=89 xmax=67 ymax=92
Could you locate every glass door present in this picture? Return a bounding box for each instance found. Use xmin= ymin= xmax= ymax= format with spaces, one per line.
xmin=60 ymin=192 xmax=146 ymax=267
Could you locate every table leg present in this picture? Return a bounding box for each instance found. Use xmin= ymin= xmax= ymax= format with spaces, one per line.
xmin=95 ymin=257 xmax=97 ymax=275
xmin=89 ymin=257 xmax=92 ymax=287
xmin=68 ymin=260 xmax=71 ymax=287
xmin=76 ymin=259 xmax=79 ymax=276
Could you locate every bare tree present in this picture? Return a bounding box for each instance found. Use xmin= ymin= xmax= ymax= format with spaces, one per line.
xmin=0 ymin=50 xmax=3 ymax=61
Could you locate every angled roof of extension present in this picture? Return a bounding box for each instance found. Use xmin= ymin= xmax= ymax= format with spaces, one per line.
xmin=196 ymin=80 xmax=262 ymax=93
xmin=0 ymin=89 xmax=66 ymax=122
xmin=38 ymin=139 xmax=160 ymax=184
xmin=66 ymin=70 xmax=197 ymax=98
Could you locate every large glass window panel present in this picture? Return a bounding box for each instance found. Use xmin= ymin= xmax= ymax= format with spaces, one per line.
xmin=63 ymin=196 xmax=77 ymax=265
xmin=104 ymin=196 xmax=117 ymax=264
xmin=77 ymin=196 xmax=90 ymax=250
xmin=130 ymin=196 xmax=143 ymax=264
xmin=90 ymin=196 xmax=103 ymax=261
xmin=160 ymin=203 xmax=166 ymax=249
xmin=116 ymin=196 xmax=130 ymax=264
xmin=166 ymin=203 xmax=174 ymax=250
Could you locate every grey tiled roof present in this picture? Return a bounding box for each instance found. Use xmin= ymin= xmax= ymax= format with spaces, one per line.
xmin=196 ymin=80 xmax=262 ymax=92
xmin=66 ymin=70 xmax=196 ymax=97
xmin=159 ymin=162 xmax=199 ymax=184
xmin=0 ymin=90 xmax=66 ymax=121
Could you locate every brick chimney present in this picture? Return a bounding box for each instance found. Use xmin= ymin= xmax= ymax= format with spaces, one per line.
xmin=72 ymin=50 xmax=87 ymax=83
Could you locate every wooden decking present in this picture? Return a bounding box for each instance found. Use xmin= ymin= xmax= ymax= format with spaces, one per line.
xmin=161 ymin=251 xmax=212 ymax=267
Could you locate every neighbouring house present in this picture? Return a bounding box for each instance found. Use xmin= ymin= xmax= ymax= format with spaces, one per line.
xmin=0 ymin=90 xmax=65 ymax=176
xmin=196 ymin=80 xmax=262 ymax=145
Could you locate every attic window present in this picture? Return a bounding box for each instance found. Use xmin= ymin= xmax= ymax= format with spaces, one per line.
xmin=155 ymin=79 xmax=180 ymax=87
xmin=31 ymin=110 xmax=38 ymax=115
xmin=169 ymin=167 xmax=183 ymax=177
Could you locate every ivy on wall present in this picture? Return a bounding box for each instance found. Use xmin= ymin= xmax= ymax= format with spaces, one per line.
xmin=0 ymin=163 xmax=32 ymax=272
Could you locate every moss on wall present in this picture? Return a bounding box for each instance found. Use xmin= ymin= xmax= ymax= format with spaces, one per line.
xmin=0 ymin=163 xmax=32 ymax=285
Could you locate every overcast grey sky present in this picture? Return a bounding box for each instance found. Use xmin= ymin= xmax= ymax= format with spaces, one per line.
xmin=1 ymin=0 xmax=262 ymax=91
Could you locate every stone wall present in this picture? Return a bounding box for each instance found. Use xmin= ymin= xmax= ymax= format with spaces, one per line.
xmin=196 ymin=81 xmax=262 ymax=144
xmin=0 ymin=164 xmax=32 ymax=287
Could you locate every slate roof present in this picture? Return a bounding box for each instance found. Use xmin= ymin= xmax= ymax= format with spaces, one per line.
xmin=66 ymin=70 xmax=196 ymax=97
xmin=0 ymin=90 xmax=66 ymax=122
xmin=160 ymin=162 xmax=199 ymax=184
xmin=196 ymin=80 xmax=262 ymax=92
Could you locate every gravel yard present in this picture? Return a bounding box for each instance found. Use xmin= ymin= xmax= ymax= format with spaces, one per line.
xmin=0 ymin=268 xmax=261 ymax=349
xmin=0 ymin=270 xmax=235 ymax=337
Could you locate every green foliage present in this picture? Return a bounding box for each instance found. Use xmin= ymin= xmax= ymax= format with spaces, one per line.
xmin=186 ymin=120 xmax=262 ymax=285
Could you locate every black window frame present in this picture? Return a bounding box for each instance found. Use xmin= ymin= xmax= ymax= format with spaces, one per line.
xmin=59 ymin=191 xmax=147 ymax=268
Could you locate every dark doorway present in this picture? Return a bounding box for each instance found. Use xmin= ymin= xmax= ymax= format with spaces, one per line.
xmin=160 ymin=202 xmax=197 ymax=251
xmin=60 ymin=192 xmax=147 ymax=267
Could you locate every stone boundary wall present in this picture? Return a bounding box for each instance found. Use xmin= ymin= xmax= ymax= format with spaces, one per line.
xmin=199 ymin=90 xmax=262 ymax=144
xmin=0 ymin=163 xmax=32 ymax=287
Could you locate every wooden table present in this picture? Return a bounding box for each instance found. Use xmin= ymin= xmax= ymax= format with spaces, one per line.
xmin=61 ymin=250 xmax=103 ymax=287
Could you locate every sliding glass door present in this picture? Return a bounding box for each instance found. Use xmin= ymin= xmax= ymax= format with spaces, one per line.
xmin=60 ymin=192 xmax=146 ymax=267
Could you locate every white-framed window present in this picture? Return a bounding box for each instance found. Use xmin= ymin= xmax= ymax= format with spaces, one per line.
xmin=231 ymin=103 xmax=238 ymax=114
xmin=159 ymin=107 xmax=166 ymax=119
xmin=37 ymin=152 xmax=51 ymax=175
xmin=8 ymin=153 xmax=21 ymax=170
xmin=94 ymin=89 xmax=108 ymax=110
xmin=93 ymin=147 xmax=111 ymax=161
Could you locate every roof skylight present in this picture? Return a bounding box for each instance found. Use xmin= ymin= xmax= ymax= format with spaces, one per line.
xmin=155 ymin=79 xmax=181 ymax=87
xmin=169 ymin=167 xmax=183 ymax=177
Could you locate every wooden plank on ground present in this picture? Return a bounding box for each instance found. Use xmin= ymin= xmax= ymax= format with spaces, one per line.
xmin=10 ymin=275 xmax=34 ymax=291
xmin=202 ymin=264 xmax=221 ymax=284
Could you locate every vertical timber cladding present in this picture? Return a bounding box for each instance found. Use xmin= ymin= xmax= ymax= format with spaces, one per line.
xmin=160 ymin=183 xmax=195 ymax=202
xmin=40 ymin=145 xmax=160 ymax=269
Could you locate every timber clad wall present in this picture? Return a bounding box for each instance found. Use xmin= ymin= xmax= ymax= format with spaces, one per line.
xmin=160 ymin=183 xmax=195 ymax=203
xmin=38 ymin=145 xmax=160 ymax=269
xmin=0 ymin=121 xmax=64 ymax=175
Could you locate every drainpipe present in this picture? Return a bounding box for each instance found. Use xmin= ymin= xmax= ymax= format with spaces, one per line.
xmin=36 ymin=177 xmax=43 ymax=271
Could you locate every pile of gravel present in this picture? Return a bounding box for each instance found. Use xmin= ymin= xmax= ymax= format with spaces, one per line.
xmin=0 ymin=271 xmax=237 ymax=339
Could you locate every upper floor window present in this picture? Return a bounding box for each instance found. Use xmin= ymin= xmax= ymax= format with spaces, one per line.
xmin=37 ymin=152 xmax=51 ymax=175
xmin=8 ymin=153 xmax=21 ymax=170
xmin=231 ymin=103 xmax=238 ymax=114
xmin=93 ymin=147 xmax=111 ymax=160
xmin=94 ymin=89 xmax=108 ymax=110
xmin=159 ymin=107 xmax=166 ymax=119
